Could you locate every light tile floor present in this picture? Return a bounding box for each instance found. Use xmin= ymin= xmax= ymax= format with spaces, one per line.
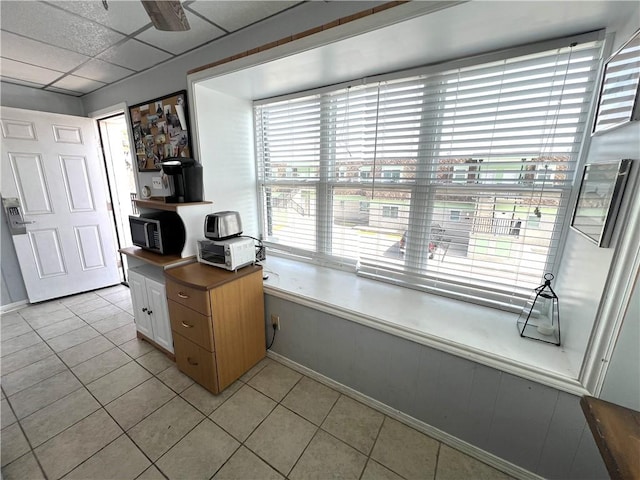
xmin=1 ymin=285 xmax=513 ymax=480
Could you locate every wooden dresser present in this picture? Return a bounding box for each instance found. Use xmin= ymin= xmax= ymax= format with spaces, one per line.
xmin=164 ymin=262 xmax=265 ymax=394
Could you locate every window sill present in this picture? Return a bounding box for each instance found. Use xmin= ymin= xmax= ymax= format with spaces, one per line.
xmin=262 ymin=255 xmax=587 ymax=395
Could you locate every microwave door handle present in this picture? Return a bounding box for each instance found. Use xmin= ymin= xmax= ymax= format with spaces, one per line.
xmin=143 ymin=222 xmax=152 ymax=247
xmin=155 ymin=223 xmax=163 ymax=252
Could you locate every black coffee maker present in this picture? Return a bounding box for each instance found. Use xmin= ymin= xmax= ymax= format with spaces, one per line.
xmin=161 ymin=158 xmax=203 ymax=203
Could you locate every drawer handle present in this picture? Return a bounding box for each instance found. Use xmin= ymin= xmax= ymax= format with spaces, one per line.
xmin=181 ymin=321 xmax=194 ymax=329
xmin=177 ymin=292 xmax=189 ymax=299
xmin=187 ymin=357 xmax=199 ymax=366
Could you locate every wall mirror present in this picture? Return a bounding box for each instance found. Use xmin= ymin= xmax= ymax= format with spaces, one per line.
xmin=570 ymin=159 xmax=632 ymax=247
xmin=592 ymin=29 xmax=640 ymax=134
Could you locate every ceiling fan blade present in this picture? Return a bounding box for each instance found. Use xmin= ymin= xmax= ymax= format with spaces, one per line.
xmin=141 ymin=0 xmax=190 ymax=31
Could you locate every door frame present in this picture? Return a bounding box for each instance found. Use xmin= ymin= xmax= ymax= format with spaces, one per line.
xmin=97 ymin=112 xmax=127 ymax=283
xmin=90 ymin=103 xmax=140 ymax=285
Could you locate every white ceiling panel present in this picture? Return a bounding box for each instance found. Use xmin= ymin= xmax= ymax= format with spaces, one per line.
xmin=0 ymin=0 xmax=314 ymax=96
xmin=0 ymin=31 xmax=89 ymax=72
xmin=96 ymin=39 xmax=172 ymax=71
xmin=0 ymin=1 xmax=125 ymax=56
xmin=187 ymin=1 xmax=298 ymax=32
xmin=0 ymin=58 xmax=64 ymax=85
xmin=50 ymin=75 xmax=106 ymax=94
xmin=73 ymin=58 xmax=135 ymax=83
xmin=44 ymin=85 xmax=84 ymax=97
xmin=135 ymin=11 xmax=226 ymax=55
xmin=2 ymin=77 xmax=48 ymax=89
xmin=50 ymin=0 xmax=152 ymax=35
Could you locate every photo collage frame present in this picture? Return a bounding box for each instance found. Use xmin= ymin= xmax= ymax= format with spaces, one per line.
xmin=129 ymin=90 xmax=192 ymax=171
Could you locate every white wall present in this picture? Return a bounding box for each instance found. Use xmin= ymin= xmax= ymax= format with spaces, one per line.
xmin=554 ymin=8 xmax=640 ymax=375
xmin=600 ymin=273 xmax=640 ymax=410
xmin=193 ymin=86 xmax=258 ymax=236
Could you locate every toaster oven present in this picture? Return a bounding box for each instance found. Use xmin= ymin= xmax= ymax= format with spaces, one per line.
xmin=197 ymin=237 xmax=255 ymax=271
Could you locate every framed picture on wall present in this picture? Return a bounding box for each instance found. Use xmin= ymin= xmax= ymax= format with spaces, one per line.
xmin=592 ymin=29 xmax=640 ymax=135
xmin=128 ymin=90 xmax=192 ymax=172
xmin=570 ymin=159 xmax=632 ymax=247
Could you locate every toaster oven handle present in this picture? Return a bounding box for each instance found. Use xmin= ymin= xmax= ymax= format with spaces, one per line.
xmin=177 ymin=292 xmax=189 ymax=299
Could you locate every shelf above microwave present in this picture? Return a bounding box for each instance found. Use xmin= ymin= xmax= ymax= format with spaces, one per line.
xmin=119 ymin=246 xmax=195 ymax=268
xmin=133 ymin=199 xmax=212 ymax=212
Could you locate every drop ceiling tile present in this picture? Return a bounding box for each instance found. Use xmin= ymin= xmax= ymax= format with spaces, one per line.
xmin=187 ymin=1 xmax=299 ymax=32
xmin=0 ymin=1 xmax=124 ymax=56
xmin=50 ymin=0 xmax=151 ymax=35
xmin=1 ymin=78 xmax=46 ymax=89
xmin=51 ymin=74 xmax=105 ymax=94
xmin=135 ymin=11 xmax=225 ymax=55
xmin=45 ymin=86 xmax=84 ymax=97
xmin=73 ymin=58 xmax=135 ymax=83
xmin=0 ymin=58 xmax=64 ymax=85
xmin=0 ymin=31 xmax=89 ymax=73
xmin=96 ymin=39 xmax=172 ymax=71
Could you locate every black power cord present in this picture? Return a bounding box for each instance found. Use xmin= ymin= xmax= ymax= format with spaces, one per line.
xmin=267 ymin=323 xmax=277 ymax=350
xmin=241 ymin=235 xmax=266 ymax=262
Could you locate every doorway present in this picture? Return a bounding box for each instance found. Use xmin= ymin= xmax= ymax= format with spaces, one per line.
xmin=97 ymin=113 xmax=137 ymax=283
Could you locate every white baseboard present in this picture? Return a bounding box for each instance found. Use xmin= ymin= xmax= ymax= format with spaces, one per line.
xmin=267 ymin=350 xmax=543 ymax=480
xmin=0 ymin=300 xmax=28 ymax=315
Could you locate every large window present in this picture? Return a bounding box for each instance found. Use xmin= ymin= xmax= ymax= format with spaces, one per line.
xmin=255 ymin=35 xmax=603 ymax=309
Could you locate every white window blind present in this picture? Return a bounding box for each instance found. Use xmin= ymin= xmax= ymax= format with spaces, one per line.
xmin=255 ymin=35 xmax=603 ymax=309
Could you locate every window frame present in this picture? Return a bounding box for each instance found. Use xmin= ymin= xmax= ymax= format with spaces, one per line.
xmin=254 ymin=30 xmax=604 ymax=310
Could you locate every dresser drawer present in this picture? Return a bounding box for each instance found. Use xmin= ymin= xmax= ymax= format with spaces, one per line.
xmin=168 ymin=299 xmax=214 ymax=351
xmin=165 ymin=279 xmax=211 ymax=316
xmin=174 ymin=333 xmax=218 ymax=394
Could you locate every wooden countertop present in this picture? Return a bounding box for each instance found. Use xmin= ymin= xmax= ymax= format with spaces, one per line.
xmin=164 ymin=261 xmax=262 ymax=290
xmin=133 ymin=199 xmax=212 ymax=212
xmin=580 ymin=395 xmax=640 ymax=480
xmin=119 ymin=246 xmax=194 ymax=268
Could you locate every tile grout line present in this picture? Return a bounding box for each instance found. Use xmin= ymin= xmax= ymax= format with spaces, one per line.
xmin=149 ymin=353 xmax=275 ymax=477
xmin=0 ymin=287 xmax=155 ymax=478
xmin=6 ymin=291 xmax=480 ymax=480
xmin=433 ymin=441 xmax=442 ymax=480
xmin=238 ymin=373 xmax=307 ymax=478
xmin=150 ymin=363 xmax=271 ymax=477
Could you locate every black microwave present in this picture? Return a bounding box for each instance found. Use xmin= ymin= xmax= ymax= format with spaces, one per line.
xmin=129 ymin=211 xmax=185 ymax=255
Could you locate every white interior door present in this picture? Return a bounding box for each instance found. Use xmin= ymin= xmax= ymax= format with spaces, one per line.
xmin=1 ymin=106 xmax=120 ymax=303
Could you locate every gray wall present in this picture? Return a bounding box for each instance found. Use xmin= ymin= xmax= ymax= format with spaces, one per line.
xmin=0 ymin=85 xmax=86 ymax=307
xmin=0 ymin=1 xmax=383 ymax=308
xmin=0 ymin=82 xmax=85 ymax=116
xmin=0 ymin=206 xmax=27 ymax=307
xmin=265 ymin=295 xmax=608 ymax=479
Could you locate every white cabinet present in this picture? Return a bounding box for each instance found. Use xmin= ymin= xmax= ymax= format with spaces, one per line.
xmin=128 ymin=266 xmax=173 ymax=354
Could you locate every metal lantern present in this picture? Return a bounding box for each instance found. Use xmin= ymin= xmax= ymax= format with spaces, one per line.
xmin=517 ymin=273 xmax=561 ymax=346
